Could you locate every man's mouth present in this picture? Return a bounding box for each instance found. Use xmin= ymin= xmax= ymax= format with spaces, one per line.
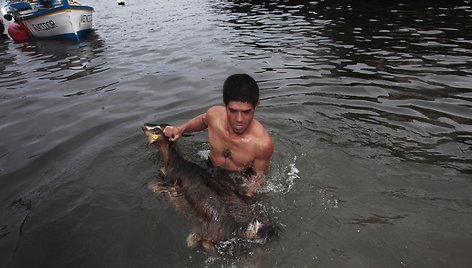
xmin=234 ymin=124 xmax=244 ymax=132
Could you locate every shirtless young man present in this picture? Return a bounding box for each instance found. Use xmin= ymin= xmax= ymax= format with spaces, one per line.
xmin=163 ymin=74 xmax=274 ymax=197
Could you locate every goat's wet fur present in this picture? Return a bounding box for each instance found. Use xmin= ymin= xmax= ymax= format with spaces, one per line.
xmin=143 ymin=123 xmax=277 ymax=256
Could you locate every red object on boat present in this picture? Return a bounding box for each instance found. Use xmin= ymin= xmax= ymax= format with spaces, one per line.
xmin=8 ymin=22 xmax=30 ymax=42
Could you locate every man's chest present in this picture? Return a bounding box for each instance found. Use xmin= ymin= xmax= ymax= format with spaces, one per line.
xmin=209 ymin=140 xmax=255 ymax=171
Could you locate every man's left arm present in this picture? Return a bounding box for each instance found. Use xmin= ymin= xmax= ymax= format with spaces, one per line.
xmin=245 ymin=138 xmax=274 ymax=197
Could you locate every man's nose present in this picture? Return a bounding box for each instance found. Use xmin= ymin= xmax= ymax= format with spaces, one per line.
xmin=236 ymin=112 xmax=243 ymax=122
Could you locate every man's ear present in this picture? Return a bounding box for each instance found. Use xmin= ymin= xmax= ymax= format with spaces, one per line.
xmin=255 ymin=101 xmax=260 ymax=110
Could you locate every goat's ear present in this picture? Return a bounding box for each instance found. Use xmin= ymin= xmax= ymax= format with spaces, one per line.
xmin=159 ymin=123 xmax=171 ymax=128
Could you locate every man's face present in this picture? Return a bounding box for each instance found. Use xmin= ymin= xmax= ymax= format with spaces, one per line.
xmin=226 ymin=101 xmax=257 ymax=135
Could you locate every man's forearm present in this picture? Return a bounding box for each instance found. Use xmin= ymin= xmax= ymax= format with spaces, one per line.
xmin=179 ymin=113 xmax=208 ymax=133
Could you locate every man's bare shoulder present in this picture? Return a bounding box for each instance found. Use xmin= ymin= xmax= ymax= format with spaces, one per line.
xmin=206 ymin=106 xmax=225 ymax=119
xmin=251 ymin=120 xmax=274 ymax=157
xmin=251 ymin=119 xmax=270 ymax=138
xmin=205 ymin=106 xmax=226 ymax=130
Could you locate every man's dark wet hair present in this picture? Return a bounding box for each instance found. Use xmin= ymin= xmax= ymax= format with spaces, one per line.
xmin=223 ymin=74 xmax=259 ymax=107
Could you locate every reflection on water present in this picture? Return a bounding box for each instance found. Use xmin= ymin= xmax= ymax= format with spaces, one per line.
xmin=4 ymin=31 xmax=106 ymax=83
xmin=1 ymin=0 xmax=472 ymax=267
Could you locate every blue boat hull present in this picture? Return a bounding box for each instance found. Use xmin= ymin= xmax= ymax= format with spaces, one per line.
xmin=3 ymin=1 xmax=94 ymax=41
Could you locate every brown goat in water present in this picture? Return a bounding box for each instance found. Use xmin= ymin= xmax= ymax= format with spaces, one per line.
xmin=143 ymin=123 xmax=276 ymax=255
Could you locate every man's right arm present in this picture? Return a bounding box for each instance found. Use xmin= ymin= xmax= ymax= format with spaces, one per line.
xmin=163 ymin=112 xmax=209 ymax=141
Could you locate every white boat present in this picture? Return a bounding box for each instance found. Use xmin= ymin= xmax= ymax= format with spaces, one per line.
xmin=2 ymin=0 xmax=93 ymax=41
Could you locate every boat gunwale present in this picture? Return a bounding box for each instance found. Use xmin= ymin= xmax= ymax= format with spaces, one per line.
xmin=19 ymin=5 xmax=93 ymax=20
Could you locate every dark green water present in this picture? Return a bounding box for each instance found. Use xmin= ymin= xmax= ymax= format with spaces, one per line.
xmin=1 ymin=0 xmax=471 ymax=267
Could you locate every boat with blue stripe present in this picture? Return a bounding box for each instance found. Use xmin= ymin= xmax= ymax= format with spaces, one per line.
xmin=1 ymin=0 xmax=94 ymax=41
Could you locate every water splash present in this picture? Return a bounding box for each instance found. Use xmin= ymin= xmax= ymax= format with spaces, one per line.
xmin=198 ymin=149 xmax=299 ymax=189
xmin=318 ymin=187 xmax=340 ymax=210
xmin=264 ymin=155 xmax=300 ymax=194
xmin=197 ymin=149 xmax=210 ymax=160
xmin=286 ymin=156 xmax=300 ymax=192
